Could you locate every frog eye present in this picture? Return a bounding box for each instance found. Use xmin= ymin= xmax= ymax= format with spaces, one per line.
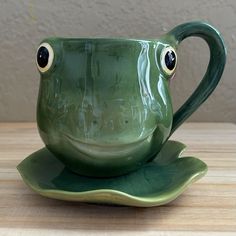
xmin=36 ymin=43 xmax=54 ymax=73
xmin=160 ymin=46 xmax=177 ymax=76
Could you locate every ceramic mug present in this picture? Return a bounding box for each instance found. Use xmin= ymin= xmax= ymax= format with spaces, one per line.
xmin=36 ymin=21 xmax=226 ymax=177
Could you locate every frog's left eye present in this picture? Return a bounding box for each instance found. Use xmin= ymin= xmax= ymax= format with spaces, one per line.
xmin=36 ymin=43 xmax=54 ymax=73
xmin=160 ymin=46 xmax=177 ymax=76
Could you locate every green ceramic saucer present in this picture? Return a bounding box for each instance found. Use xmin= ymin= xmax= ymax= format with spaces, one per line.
xmin=17 ymin=141 xmax=207 ymax=207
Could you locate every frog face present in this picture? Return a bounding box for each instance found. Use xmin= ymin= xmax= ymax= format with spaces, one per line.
xmin=36 ymin=38 xmax=177 ymax=177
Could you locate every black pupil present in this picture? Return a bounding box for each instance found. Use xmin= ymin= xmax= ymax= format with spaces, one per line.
xmin=37 ymin=46 xmax=49 ymax=68
xmin=164 ymin=50 xmax=176 ymax=70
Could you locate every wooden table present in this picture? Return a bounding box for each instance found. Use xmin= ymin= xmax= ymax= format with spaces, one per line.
xmin=0 ymin=122 xmax=236 ymax=235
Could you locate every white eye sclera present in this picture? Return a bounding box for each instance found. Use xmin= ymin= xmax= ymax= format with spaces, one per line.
xmin=36 ymin=43 xmax=54 ymax=73
xmin=160 ymin=46 xmax=177 ymax=76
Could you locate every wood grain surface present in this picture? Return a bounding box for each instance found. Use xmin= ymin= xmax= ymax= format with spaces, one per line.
xmin=0 ymin=122 xmax=236 ymax=235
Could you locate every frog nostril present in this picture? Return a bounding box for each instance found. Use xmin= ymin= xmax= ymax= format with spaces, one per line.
xmin=125 ymin=120 xmax=129 ymax=124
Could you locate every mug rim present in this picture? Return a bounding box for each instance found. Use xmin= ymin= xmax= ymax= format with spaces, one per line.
xmin=42 ymin=37 xmax=159 ymax=44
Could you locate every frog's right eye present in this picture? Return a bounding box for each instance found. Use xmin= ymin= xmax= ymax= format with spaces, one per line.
xmin=36 ymin=43 xmax=54 ymax=73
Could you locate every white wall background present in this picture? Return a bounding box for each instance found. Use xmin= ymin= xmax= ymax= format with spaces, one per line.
xmin=0 ymin=0 xmax=235 ymax=122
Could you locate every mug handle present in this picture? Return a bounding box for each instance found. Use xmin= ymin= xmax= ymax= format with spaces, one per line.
xmin=168 ymin=22 xmax=226 ymax=136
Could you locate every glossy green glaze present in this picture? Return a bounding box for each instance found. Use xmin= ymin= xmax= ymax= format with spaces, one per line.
xmin=36 ymin=21 xmax=226 ymax=177
xmin=168 ymin=22 xmax=227 ymax=134
xmin=17 ymin=140 xmax=207 ymax=207
xmin=37 ymin=38 xmax=173 ymax=177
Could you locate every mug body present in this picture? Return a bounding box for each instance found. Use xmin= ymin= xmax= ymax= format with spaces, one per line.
xmin=36 ymin=38 xmax=174 ymax=177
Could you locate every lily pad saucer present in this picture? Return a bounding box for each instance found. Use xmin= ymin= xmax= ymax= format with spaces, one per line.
xmin=17 ymin=141 xmax=207 ymax=207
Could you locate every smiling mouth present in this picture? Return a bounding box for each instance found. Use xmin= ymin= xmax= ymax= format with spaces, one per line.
xmin=62 ymin=133 xmax=153 ymax=159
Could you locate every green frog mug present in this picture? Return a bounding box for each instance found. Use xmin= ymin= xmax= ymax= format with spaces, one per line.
xmin=36 ymin=21 xmax=226 ymax=177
